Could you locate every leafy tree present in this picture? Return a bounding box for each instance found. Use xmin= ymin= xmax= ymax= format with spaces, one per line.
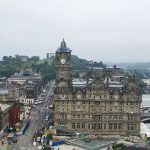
xmin=71 ymin=55 xmax=89 ymax=70
xmin=30 ymin=56 xmax=39 ymax=61
xmin=47 ymin=133 xmax=53 ymax=139
xmin=42 ymin=145 xmax=51 ymax=150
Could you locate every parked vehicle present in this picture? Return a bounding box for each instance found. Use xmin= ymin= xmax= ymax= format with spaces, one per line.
xmin=35 ymin=100 xmax=43 ymax=105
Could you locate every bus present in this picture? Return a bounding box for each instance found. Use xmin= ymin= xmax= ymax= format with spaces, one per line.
xmin=16 ymin=120 xmax=30 ymax=135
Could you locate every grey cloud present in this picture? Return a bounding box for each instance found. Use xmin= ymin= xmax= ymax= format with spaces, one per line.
xmin=0 ymin=0 xmax=150 ymax=62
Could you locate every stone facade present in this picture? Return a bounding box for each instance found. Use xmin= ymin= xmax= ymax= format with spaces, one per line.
xmin=0 ymin=89 xmax=19 ymax=103
xmin=0 ymin=104 xmax=11 ymax=131
xmin=54 ymin=40 xmax=142 ymax=136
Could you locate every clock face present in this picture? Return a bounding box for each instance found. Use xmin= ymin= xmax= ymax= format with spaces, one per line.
xmin=60 ymin=58 xmax=66 ymax=64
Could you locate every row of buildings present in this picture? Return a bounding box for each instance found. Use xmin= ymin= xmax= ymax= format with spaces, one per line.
xmin=0 ymin=40 xmax=142 ymax=138
xmin=0 ymin=103 xmax=20 ymax=133
xmin=0 ymin=69 xmax=43 ymax=133
xmin=53 ymin=40 xmax=142 ymax=136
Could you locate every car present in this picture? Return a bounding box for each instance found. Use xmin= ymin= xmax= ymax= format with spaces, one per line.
xmin=50 ymin=105 xmax=53 ymax=108
xmin=45 ymin=115 xmax=49 ymax=121
xmin=35 ymin=101 xmax=43 ymax=105
xmin=45 ymin=116 xmax=49 ymax=120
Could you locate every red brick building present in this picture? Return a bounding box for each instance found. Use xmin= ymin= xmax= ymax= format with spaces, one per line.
xmin=9 ymin=103 xmax=20 ymax=126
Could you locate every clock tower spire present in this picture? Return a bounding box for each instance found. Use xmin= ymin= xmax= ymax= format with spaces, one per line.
xmin=55 ymin=39 xmax=72 ymax=88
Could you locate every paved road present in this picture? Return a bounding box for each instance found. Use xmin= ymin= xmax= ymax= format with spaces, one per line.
xmin=13 ymin=80 xmax=54 ymax=150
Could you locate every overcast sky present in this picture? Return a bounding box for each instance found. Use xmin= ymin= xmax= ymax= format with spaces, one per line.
xmin=0 ymin=0 xmax=150 ymax=63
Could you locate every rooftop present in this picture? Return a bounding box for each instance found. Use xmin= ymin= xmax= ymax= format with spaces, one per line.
xmin=72 ymin=79 xmax=87 ymax=85
xmin=56 ymin=39 xmax=71 ymax=52
xmin=142 ymin=94 xmax=150 ymax=107
xmin=0 ymin=90 xmax=8 ymax=95
xmin=109 ymin=81 xmax=123 ymax=88
xmin=9 ymin=73 xmax=42 ymax=79
xmin=0 ymin=103 xmax=11 ymax=112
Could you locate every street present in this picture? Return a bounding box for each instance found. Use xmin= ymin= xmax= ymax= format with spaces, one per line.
xmin=13 ymin=80 xmax=55 ymax=150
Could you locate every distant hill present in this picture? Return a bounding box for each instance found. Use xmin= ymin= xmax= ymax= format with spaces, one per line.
xmin=1 ymin=54 xmax=150 ymax=84
xmin=116 ymin=62 xmax=150 ymax=70
xmin=0 ymin=55 xmax=90 ymax=81
xmin=71 ymin=55 xmax=89 ymax=70
xmin=116 ymin=62 xmax=150 ymax=79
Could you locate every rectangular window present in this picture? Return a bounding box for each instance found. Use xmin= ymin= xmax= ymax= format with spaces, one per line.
xmin=110 ymin=107 xmax=112 ymax=111
xmin=61 ymin=115 xmax=65 ymax=119
xmin=109 ymin=115 xmax=112 ymax=120
xmin=114 ymin=124 xmax=117 ymax=130
xmin=89 ymin=107 xmax=90 ymax=111
xmin=130 ymin=116 xmax=134 ymax=120
xmin=118 ymin=124 xmax=122 ymax=130
xmin=99 ymin=115 xmax=102 ymax=120
xmin=82 ymin=123 xmax=85 ymax=129
xmin=77 ymin=123 xmax=80 ymax=129
xmin=82 ymin=105 xmax=85 ymax=110
xmin=72 ymin=106 xmax=75 ymax=111
xmin=88 ymin=123 xmax=90 ymax=129
xmin=109 ymin=124 xmax=112 ymax=130
xmin=72 ymin=123 xmax=75 ymax=129
xmin=91 ymin=123 xmax=94 ymax=129
xmin=119 ymin=115 xmax=122 ymax=120
xmin=128 ymin=124 xmax=134 ymax=130
xmin=104 ymin=124 xmax=106 ymax=129
xmin=113 ymin=115 xmax=117 ymax=120
xmin=100 ymin=124 xmax=102 ymax=129
xmin=77 ymin=115 xmax=80 ymax=119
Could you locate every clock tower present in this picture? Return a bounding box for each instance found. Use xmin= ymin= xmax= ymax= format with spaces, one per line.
xmin=55 ymin=39 xmax=72 ymax=88
xmin=54 ymin=39 xmax=72 ymax=128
